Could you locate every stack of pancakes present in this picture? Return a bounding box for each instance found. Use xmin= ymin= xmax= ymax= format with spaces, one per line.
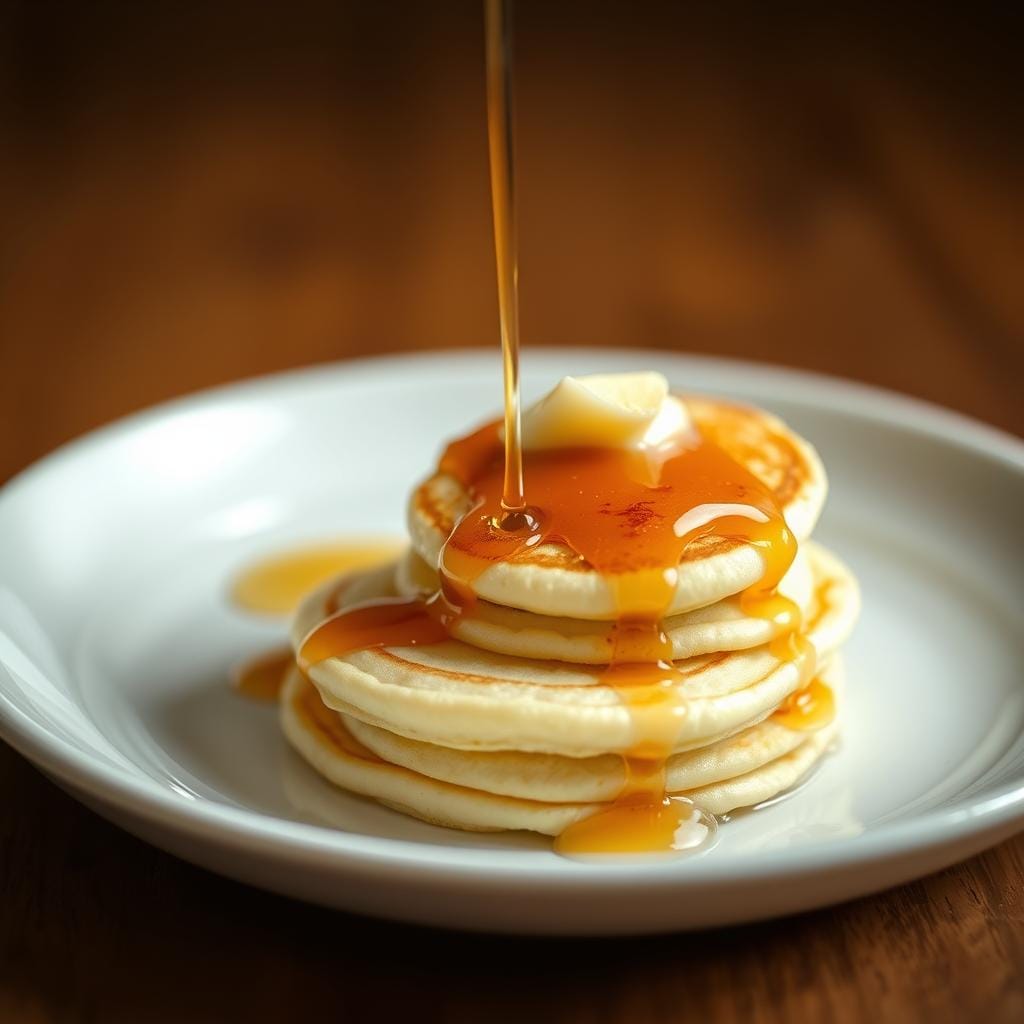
xmin=281 ymin=398 xmax=860 ymax=836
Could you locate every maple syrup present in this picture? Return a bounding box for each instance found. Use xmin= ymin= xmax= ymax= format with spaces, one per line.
xmin=298 ymin=594 xmax=451 ymax=673
xmin=485 ymin=0 xmax=528 ymax=522
xmin=231 ymin=539 xmax=404 ymax=615
xmin=773 ymin=675 xmax=835 ymax=731
xmin=231 ymin=539 xmax=404 ymax=702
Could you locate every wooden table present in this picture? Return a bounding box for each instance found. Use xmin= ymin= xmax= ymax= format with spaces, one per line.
xmin=1 ymin=4 xmax=1022 ymax=1020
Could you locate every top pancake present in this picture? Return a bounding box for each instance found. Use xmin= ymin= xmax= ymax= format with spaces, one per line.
xmin=408 ymin=397 xmax=827 ymax=620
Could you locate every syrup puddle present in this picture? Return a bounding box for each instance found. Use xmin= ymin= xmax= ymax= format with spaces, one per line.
xmin=230 ymin=538 xmax=404 ymax=701
xmin=230 ymin=538 xmax=404 ymax=615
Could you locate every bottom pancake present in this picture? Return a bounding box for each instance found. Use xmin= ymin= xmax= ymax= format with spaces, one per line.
xmin=280 ymin=664 xmax=840 ymax=834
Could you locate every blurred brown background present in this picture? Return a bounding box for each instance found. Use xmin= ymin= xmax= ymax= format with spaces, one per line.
xmin=2 ymin=4 xmax=1023 ymax=1021
xmin=1 ymin=1 xmax=1022 ymax=485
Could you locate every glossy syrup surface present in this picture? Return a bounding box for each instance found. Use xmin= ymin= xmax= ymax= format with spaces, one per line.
xmin=773 ymin=675 xmax=835 ymax=731
xmin=298 ymin=595 xmax=451 ymax=673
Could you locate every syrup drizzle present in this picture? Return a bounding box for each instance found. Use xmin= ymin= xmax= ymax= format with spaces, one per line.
xmin=484 ymin=0 xmax=526 ymax=519
xmin=298 ymin=595 xmax=451 ymax=674
xmin=773 ymin=675 xmax=835 ymax=731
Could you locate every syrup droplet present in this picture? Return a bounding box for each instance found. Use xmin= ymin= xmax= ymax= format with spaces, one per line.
xmin=555 ymin=796 xmax=717 ymax=857
xmin=773 ymin=676 xmax=835 ymax=731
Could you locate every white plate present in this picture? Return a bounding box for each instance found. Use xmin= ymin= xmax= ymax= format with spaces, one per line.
xmin=1 ymin=349 xmax=1022 ymax=936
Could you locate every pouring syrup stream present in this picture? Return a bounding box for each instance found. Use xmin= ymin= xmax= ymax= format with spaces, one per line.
xmin=485 ymin=0 xmax=528 ymax=525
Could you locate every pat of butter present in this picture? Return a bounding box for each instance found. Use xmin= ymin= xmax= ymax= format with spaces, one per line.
xmin=521 ymin=372 xmax=691 ymax=451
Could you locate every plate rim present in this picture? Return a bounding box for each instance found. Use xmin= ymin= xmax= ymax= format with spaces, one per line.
xmin=1 ymin=347 xmax=1023 ymax=892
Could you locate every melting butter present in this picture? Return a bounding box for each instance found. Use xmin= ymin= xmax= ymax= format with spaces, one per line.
xmin=520 ymin=372 xmax=691 ymax=452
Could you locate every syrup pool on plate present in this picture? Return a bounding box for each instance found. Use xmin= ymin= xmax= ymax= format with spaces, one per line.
xmin=230 ymin=539 xmax=404 ymax=701
xmin=231 ymin=539 xmax=406 ymax=616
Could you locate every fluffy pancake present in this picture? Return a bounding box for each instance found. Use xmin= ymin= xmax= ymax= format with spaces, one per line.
xmin=291 ymin=543 xmax=859 ymax=758
xmin=344 ymin=658 xmax=844 ymax=803
xmin=280 ymin=664 xmax=840 ymax=830
xmin=408 ymin=398 xmax=827 ymax=620
xmin=277 ymin=386 xmax=858 ymax=842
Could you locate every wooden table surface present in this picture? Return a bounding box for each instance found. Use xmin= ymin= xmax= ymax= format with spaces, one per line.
xmin=1 ymin=4 xmax=1022 ymax=1021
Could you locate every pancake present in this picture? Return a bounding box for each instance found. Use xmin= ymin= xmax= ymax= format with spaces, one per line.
xmin=280 ymin=664 xmax=840 ymax=831
xmin=394 ymin=544 xmax=816 ymax=664
xmin=408 ymin=398 xmax=827 ymax=620
xmin=276 ymin=381 xmax=859 ymax=846
xmin=344 ymin=658 xmax=844 ymax=803
xmin=291 ymin=542 xmax=859 ymax=758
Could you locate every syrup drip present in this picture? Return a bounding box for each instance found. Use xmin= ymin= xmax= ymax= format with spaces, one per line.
xmin=556 ymin=572 xmax=709 ymax=855
xmin=298 ymin=595 xmax=451 ymax=673
xmin=773 ymin=675 xmax=835 ymax=731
